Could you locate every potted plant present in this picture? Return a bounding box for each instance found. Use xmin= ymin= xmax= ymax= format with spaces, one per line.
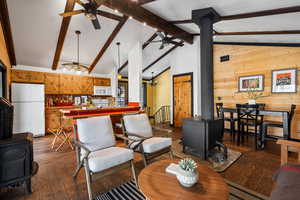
xmin=246 ymin=87 xmax=264 ymax=105
xmin=176 ymin=158 xmax=199 ymax=187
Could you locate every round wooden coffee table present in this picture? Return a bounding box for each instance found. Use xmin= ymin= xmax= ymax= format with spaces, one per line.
xmin=138 ymin=159 xmax=229 ymax=200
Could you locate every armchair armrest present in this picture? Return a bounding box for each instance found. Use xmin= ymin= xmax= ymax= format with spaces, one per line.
xmin=73 ymin=140 xmax=91 ymax=154
xmin=152 ymin=126 xmax=173 ymax=137
xmin=126 ymin=132 xmax=152 ymax=140
xmin=115 ymin=134 xmax=134 ymax=142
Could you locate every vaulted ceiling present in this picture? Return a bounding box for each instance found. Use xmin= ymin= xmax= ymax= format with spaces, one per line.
xmin=6 ymin=0 xmax=300 ymax=78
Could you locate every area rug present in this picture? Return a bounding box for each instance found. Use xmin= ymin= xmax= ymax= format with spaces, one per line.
xmin=172 ymin=140 xmax=242 ymax=172
xmin=95 ymin=180 xmax=268 ymax=200
xmin=95 ymin=180 xmax=146 ymax=200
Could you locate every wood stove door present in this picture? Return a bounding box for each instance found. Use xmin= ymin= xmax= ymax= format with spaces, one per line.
xmin=173 ymin=73 xmax=193 ymax=127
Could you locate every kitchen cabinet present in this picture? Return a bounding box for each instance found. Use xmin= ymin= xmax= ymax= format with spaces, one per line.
xmin=11 ymin=70 xmax=44 ymax=83
xmin=59 ymin=74 xmax=81 ymax=94
xmin=45 ymin=73 xmax=60 ymax=94
xmin=45 ymin=109 xmax=61 ymax=131
xmin=94 ymin=77 xmax=111 ymax=86
xmin=80 ymin=76 xmax=93 ymax=95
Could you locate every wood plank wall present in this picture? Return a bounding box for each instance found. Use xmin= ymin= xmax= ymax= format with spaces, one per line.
xmin=214 ymin=44 xmax=300 ymax=139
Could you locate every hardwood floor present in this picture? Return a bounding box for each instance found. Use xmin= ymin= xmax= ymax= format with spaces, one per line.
xmin=0 ymin=128 xmax=297 ymax=200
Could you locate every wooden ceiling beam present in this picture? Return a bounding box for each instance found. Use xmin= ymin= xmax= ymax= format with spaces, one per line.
xmin=88 ymin=16 xmax=128 ymax=73
xmin=99 ymin=0 xmax=194 ymax=44
xmin=220 ymin=6 xmax=300 ymax=21
xmin=192 ymin=30 xmax=300 ymax=36
xmin=52 ymin=0 xmax=75 ymax=70
xmin=118 ymin=33 xmax=157 ymax=73
xmin=216 ymin=30 xmax=300 ymax=35
xmin=0 ymin=0 xmax=16 ymax=65
xmin=143 ymin=44 xmax=181 ymax=73
xmin=137 ymin=0 xmax=156 ymax=5
xmin=96 ymin=10 xmax=123 ymax=21
xmin=170 ymin=6 xmax=300 ymax=24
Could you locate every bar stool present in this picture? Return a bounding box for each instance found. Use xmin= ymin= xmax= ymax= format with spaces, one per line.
xmin=48 ymin=127 xmax=74 ymax=151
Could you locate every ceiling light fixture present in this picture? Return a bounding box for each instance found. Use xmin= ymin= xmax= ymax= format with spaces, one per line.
xmin=60 ymin=30 xmax=88 ymax=74
xmin=116 ymin=42 xmax=122 ymax=80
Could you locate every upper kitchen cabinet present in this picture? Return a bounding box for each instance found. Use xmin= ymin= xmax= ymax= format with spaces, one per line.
xmin=59 ymin=74 xmax=77 ymax=94
xmin=80 ymin=76 xmax=93 ymax=95
xmin=45 ymin=73 xmax=60 ymax=94
xmin=93 ymin=77 xmax=111 ymax=86
xmin=11 ymin=70 xmax=44 ymax=83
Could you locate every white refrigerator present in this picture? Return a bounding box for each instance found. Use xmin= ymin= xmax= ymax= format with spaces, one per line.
xmin=12 ymin=83 xmax=45 ymax=137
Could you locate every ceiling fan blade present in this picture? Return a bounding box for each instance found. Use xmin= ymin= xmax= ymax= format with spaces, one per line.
xmin=168 ymin=40 xmax=184 ymax=46
xmin=75 ymin=0 xmax=85 ymax=7
xmin=156 ymin=31 xmax=165 ymax=39
xmin=91 ymin=17 xmax=101 ymax=29
xmin=59 ymin=10 xmax=84 ymax=17
xmin=159 ymin=43 xmax=165 ymax=50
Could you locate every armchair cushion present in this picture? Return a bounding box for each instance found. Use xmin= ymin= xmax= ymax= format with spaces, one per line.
xmin=270 ymin=165 xmax=300 ymax=200
xmin=123 ymin=113 xmax=153 ymax=138
xmin=77 ymin=116 xmax=116 ymax=152
xmin=130 ymin=137 xmax=172 ymax=153
xmin=87 ymin=147 xmax=134 ymax=173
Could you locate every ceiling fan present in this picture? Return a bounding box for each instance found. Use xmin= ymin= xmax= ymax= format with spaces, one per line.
xmin=59 ymin=0 xmax=108 ymax=30
xmin=146 ymin=31 xmax=184 ymax=50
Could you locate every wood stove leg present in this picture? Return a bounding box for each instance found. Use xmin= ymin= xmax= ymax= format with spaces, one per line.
xmin=25 ymin=179 xmax=32 ymax=194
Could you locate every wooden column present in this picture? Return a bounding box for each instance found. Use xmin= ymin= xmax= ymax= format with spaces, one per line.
xmin=192 ymin=8 xmax=220 ymax=120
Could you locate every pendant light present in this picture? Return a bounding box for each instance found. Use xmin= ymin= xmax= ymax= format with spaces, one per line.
xmin=61 ymin=30 xmax=88 ymax=74
xmin=116 ymin=42 xmax=122 ymax=79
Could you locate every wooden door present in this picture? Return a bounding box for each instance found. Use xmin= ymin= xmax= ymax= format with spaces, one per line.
xmin=173 ymin=74 xmax=193 ymax=127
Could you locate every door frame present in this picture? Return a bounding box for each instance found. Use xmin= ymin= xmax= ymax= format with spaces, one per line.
xmin=172 ymin=72 xmax=194 ymax=126
xmin=0 ymin=60 xmax=7 ymax=99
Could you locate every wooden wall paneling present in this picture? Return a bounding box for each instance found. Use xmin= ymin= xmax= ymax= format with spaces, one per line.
xmin=11 ymin=70 xmax=44 ymax=83
xmin=45 ymin=73 xmax=60 ymax=94
xmin=214 ymin=44 xmax=300 ymax=139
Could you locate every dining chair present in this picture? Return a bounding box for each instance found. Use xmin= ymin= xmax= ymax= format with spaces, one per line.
xmin=121 ymin=113 xmax=173 ymax=167
xmin=217 ymin=103 xmax=237 ymax=140
xmin=260 ymin=105 xmax=296 ymax=148
xmin=236 ymin=104 xmax=263 ymax=149
xmin=73 ymin=116 xmax=137 ymax=200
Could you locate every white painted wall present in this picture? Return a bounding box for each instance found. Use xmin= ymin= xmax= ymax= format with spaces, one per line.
xmin=128 ymin=42 xmax=143 ymax=104
xmin=169 ymin=36 xmax=201 ymax=123
xmin=110 ymin=66 xmax=118 ymax=98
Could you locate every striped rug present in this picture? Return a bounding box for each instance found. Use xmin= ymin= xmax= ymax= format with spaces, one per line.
xmin=95 ymin=180 xmax=146 ymax=200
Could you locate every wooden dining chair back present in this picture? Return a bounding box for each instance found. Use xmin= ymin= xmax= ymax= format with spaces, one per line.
xmin=236 ymin=104 xmax=261 ymax=148
xmin=121 ymin=113 xmax=173 ymax=166
xmin=73 ymin=116 xmax=137 ymax=200
xmin=218 ymin=103 xmax=238 ymax=140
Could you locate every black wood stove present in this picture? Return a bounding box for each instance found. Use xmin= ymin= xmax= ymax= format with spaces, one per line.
xmin=0 ymin=98 xmax=37 ymax=194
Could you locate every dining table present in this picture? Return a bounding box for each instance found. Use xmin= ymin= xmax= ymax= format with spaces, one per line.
xmin=221 ymin=107 xmax=291 ymax=140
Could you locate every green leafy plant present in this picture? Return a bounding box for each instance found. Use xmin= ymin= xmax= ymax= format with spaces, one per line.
xmin=178 ymin=158 xmax=197 ymax=172
xmin=246 ymin=87 xmax=264 ymax=100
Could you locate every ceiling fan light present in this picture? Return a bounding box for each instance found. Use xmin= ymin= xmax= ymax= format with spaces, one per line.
xmin=85 ymin=12 xmax=96 ymax=20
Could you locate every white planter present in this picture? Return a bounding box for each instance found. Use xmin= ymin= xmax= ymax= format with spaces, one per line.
xmin=248 ymin=99 xmax=256 ymax=105
xmin=176 ymin=169 xmax=199 ymax=187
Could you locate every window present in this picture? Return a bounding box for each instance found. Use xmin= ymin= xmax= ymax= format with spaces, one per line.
xmin=0 ymin=61 xmax=7 ymax=98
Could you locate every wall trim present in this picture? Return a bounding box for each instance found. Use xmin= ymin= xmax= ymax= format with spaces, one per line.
xmin=214 ymin=41 xmax=300 ymax=47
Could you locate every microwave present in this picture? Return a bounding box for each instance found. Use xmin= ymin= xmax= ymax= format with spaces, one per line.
xmin=94 ymin=86 xmax=111 ymax=96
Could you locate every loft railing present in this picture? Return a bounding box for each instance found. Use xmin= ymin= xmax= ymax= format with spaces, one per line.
xmin=151 ymin=105 xmax=170 ymax=124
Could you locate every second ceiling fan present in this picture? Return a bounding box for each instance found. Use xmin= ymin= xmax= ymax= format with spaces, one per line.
xmin=146 ymin=31 xmax=184 ymax=50
xmin=59 ymin=0 xmax=108 ymax=30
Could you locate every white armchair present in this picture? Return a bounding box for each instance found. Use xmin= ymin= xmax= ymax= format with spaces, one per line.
xmin=121 ymin=113 xmax=173 ymax=166
xmin=73 ymin=116 xmax=137 ymax=200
